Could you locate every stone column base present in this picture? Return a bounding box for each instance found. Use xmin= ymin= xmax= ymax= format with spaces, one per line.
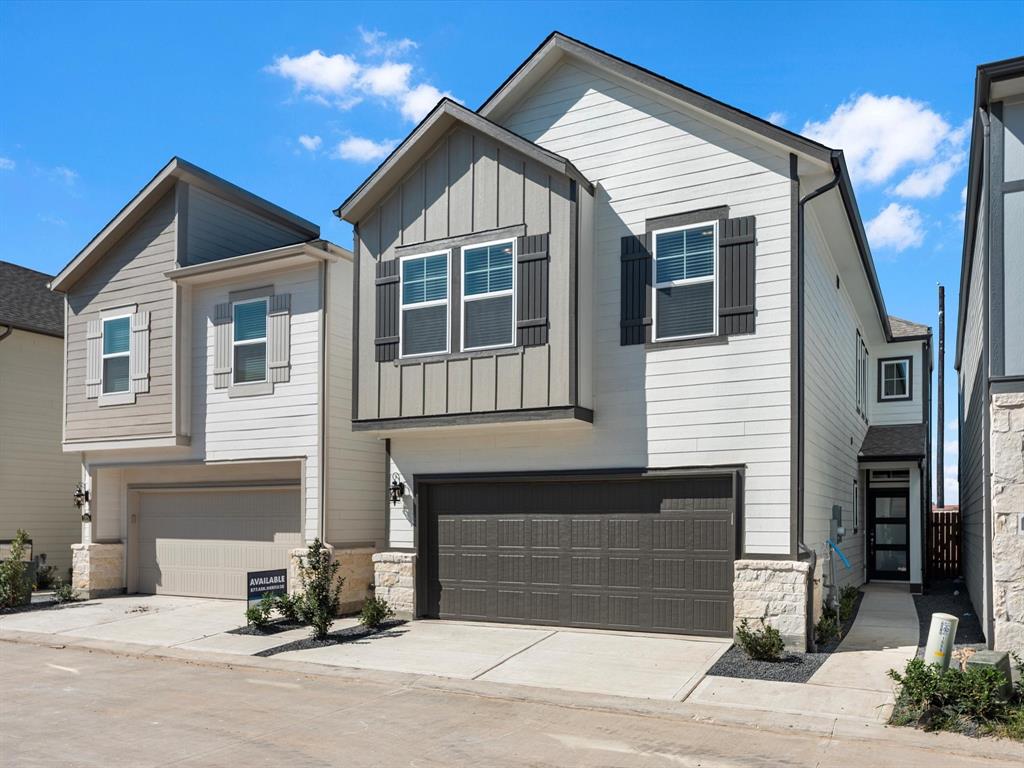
xmin=372 ymin=552 xmax=416 ymax=619
xmin=288 ymin=545 xmax=377 ymax=616
xmin=734 ymin=559 xmax=811 ymax=651
xmin=991 ymin=392 xmax=1024 ymax=652
xmin=71 ymin=542 xmax=124 ymax=599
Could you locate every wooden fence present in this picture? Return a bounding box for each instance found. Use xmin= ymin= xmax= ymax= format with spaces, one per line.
xmin=928 ymin=510 xmax=961 ymax=580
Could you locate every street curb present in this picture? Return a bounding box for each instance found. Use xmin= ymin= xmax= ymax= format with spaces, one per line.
xmin=2 ymin=628 xmax=1022 ymax=761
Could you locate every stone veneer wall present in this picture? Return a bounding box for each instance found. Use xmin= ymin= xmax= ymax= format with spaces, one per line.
xmin=71 ymin=542 xmax=124 ymax=598
xmin=990 ymin=392 xmax=1024 ymax=652
xmin=288 ymin=545 xmax=376 ymax=615
xmin=733 ymin=559 xmax=812 ymax=651
xmin=372 ymin=552 xmax=416 ymax=619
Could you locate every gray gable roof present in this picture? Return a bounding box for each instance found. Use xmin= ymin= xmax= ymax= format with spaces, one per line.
xmin=858 ymin=424 xmax=927 ymax=461
xmin=888 ymin=315 xmax=930 ymax=339
xmin=0 ymin=261 xmax=64 ymax=337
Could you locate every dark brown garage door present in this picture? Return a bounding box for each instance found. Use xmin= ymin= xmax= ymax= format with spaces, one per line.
xmin=422 ymin=475 xmax=736 ymax=637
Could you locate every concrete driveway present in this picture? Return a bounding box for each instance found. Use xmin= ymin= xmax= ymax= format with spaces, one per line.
xmin=0 ymin=596 xmax=730 ymax=701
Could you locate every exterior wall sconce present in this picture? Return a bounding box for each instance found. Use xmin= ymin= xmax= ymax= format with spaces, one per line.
xmin=73 ymin=483 xmax=91 ymax=521
xmin=389 ymin=473 xmax=405 ymax=505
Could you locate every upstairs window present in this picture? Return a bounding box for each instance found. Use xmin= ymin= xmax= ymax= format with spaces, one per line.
xmin=856 ymin=332 xmax=868 ymax=417
xmin=879 ymin=357 xmax=912 ymax=401
xmin=233 ymin=298 xmax=268 ymax=384
xmin=102 ymin=316 xmax=131 ymax=394
xmin=462 ymin=240 xmax=514 ymax=351
xmin=401 ymin=251 xmax=449 ymax=357
xmin=652 ymin=222 xmax=717 ymax=341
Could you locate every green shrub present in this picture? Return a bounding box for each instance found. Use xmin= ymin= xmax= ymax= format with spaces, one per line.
xmin=295 ymin=539 xmax=343 ymax=641
xmin=34 ymin=564 xmax=57 ymax=591
xmin=838 ymin=585 xmax=859 ymax=622
xmin=815 ymin=606 xmax=840 ymax=645
xmin=0 ymin=530 xmax=32 ymax=609
xmin=736 ymin=617 xmax=785 ymax=661
xmin=275 ymin=592 xmax=299 ymax=623
xmin=245 ymin=593 xmax=276 ymax=630
xmin=52 ymin=577 xmax=78 ymax=604
xmin=359 ymin=595 xmax=395 ymax=629
xmin=888 ymin=657 xmax=1015 ymax=733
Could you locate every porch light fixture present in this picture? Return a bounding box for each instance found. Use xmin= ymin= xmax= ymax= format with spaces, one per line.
xmin=73 ymin=483 xmax=90 ymax=509
xmin=389 ymin=474 xmax=405 ymax=505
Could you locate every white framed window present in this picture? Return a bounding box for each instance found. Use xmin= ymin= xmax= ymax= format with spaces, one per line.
xmin=232 ymin=298 xmax=268 ymax=384
xmin=855 ymin=331 xmax=868 ymax=417
xmin=652 ymin=221 xmax=717 ymax=341
xmin=400 ymin=250 xmax=449 ymax=358
xmin=461 ymin=239 xmax=515 ymax=351
xmin=879 ymin=357 xmax=912 ymax=401
xmin=101 ymin=315 xmax=131 ymax=394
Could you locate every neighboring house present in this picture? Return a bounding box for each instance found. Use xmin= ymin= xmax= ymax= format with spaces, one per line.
xmin=957 ymin=55 xmax=1024 ymax=652
xmin=336 ymin=32 xmax=932 ymax=649
xmin=49 ymin=158 xmax=383 ymax=609
xmin=0 ymin=262 xmax=81 ymax=578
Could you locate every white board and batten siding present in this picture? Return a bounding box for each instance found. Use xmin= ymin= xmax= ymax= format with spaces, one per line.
xmin=388 ymin=59 xmax=795 ymax=554
xmin=190 ymin=265 xmax=322 ymax=540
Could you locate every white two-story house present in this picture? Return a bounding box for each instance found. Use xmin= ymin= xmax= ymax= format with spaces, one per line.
xmin=50 ymin=158 xmax=382 ymax=610
xmin=337 ymin=32 xmax=932 ymax=649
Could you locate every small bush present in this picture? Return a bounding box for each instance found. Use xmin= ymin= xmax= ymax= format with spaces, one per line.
xmin=275 ymin=592 xmax=299 ymax=623
xmin=0 ymin=530 xmax=32 ymax=609
xmin=245 ymin=593 xmax=276 ymax=630
xmin=34 ymin=564 xmax=57 ymax=591
xmin=736 ymin=617 xmax=785 ymax=662
xmin=815 ymin=606 xmax=840 ymax=645
xmin=52 ymin=577 xmax=78 ymax=604
xmin=838 ymin=585 xmax=859 ymax=622
xmin=888 ymin=657 xmax=1018 ymax=736
xmin=359 ymin=595 xmax=394 ymax=629
xmin=295 ymin=539 xmax=343 ymax=641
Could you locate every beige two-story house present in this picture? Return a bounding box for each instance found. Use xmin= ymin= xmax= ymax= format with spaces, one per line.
xmin=50 ymin=158 xmax=382 ymax=607
xmin=337 ymin=33 xmax=932 ymax=649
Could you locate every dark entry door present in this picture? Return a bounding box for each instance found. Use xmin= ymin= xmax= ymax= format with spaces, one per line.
xmin=868 ymin=488 xmax=911 ymax=580
xmin=421 ymin=475 xmax=736 ymax=637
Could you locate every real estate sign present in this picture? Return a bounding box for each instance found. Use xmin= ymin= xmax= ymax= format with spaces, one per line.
xmin=247 ymin=568 xmax=287 ymax=607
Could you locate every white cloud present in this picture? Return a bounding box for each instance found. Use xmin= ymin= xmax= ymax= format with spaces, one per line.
xmin=334 ymin=136 xmax=398 ymax=163
xmin=802 ymin=94 xmax=963 ymax=193
xmin=38 ymin=213 xmax=67 ymax=227
xmin=766 ymin=111 xmax=787 ymax=127
xmin=360 ymin=62 xmax=412 ymax=98
xmin=50 ymin=166 xmax=78 ymax=186
xmin=0 ymin=156 xmax=14 ymax=170
xmin=891 ymin=151 xmax=965 ymax=198
xmin=866 ymin=202 xmax=925 ymax=252
xmin=960 ymin=184 xmax=968 ymax=203
xmin=298 ymin=134 xmax=322 ymax=152
xmin=360 ymin=27 xmax=417 ymax=58
xmin=268 ymin=50 xmax=361 ymax=103
xmin=400 ymin=83 xmax=450 ymax=123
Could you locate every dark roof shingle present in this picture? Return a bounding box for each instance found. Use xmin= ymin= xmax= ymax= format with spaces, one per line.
xmin=858 ymin=424 xmax=927 ymax=461
xmin=888 ymin=315 xmax=930 ymax=339
xmin=0 ymin=261 xmax=64 ymax=337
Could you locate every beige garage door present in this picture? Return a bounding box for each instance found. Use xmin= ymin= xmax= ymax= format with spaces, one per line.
xmin=137 ymin=487 xmax=302 ymax=599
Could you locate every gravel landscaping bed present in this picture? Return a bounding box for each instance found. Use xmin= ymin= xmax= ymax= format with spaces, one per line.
xmin=254 ymin=620 xmax=407 ymax=656
xmin=912 ymin=578 xmax=986 ymax=655
xmin=707 ymin=590 xmax=864 ymax=684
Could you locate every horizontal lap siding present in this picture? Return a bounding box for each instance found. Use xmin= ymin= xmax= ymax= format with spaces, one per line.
xmin=191 ymin=266 xmax=322 ymax=540
xmin=0 ymin=332 xmax=81 ymax=573
xmin=388 ymin=61 xmax=793 ymax=554
xmin=356 ymin=125 xmax=573 ymax=420
xmin=65 ymin=191 xmax=177 ymax=441
xmin=186 ymin=186 xmax=308 ymax=265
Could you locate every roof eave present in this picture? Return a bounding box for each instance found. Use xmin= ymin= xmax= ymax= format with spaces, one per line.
xmin=165 ymin=240 xmax=348 ymax=285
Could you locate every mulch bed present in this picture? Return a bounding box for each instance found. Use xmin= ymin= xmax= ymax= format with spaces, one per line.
xmin=228 ymin=619 xmax=308 ymax=636
xmin=912 ymin=578 xmax=986 ymax=655
xmin=707 ymin=589 xmax=864 ymax=684
xmin=254 ymin=620 xmax=407 ymax=656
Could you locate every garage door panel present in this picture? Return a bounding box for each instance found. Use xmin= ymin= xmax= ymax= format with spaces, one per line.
xmin=426 ymin=476 xmax=735 ymax=637
xmin=137 ymin=488 xmax=300 ymax=600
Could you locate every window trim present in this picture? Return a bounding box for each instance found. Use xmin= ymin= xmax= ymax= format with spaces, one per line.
xmin=101 ymin=313 xmax=132 ymax=395
xmin=460 ymin=237 xmax=517 ymax=353
xmin=651 ymin=220 xmax=719 ymax=343
xmin=399 ymin=249 xmax=451 ymax=360
xmin=232 ymin=297 xmax=269 ymax=385
xmin=877 ymin=356 xmax=913 ymax=402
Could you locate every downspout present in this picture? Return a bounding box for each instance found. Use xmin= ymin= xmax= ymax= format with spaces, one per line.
xmin=319 ymin=259 xmax=328 ymax=544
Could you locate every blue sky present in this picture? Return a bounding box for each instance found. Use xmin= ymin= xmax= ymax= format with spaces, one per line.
xmin=2 ymin=1 xmax=1022 ymax=499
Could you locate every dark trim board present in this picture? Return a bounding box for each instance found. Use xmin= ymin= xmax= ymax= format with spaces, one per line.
xmin=352 ymin=405 xmax=594 ymax=432
xmin=789 ymin=153 xmax=801 ymax=559
xmin=991 ymin=375 xmax=1024 ymax=393
xmin=645 ymin=205 xmax=729 ymax=233
xmin=413 ymin=464 xmax=746 ymax=486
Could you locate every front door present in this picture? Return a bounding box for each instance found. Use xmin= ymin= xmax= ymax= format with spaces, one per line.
xmin=868 ymin=488 xmax=911 ymax=581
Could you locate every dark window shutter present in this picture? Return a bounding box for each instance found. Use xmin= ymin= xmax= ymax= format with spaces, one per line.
xmin=718 ymin=216 xmax=756 ymax=335
xmin=516 ymin=233 xmax=549 ymax=346
xmin=620 ymin=232 xmax=652 ymax=345
xmin=375 ymin=260 xmax=400 ymax=362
